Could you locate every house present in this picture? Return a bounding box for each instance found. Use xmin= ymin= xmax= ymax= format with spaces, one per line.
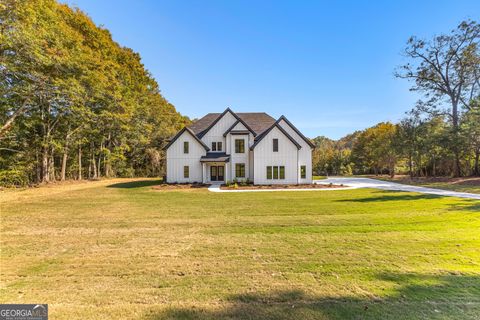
xmin=163 ymin=108 xmax=314 ymax=185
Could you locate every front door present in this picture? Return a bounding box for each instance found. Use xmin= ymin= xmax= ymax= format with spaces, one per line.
xmin=210 ymin=166 xmax=224 ymax=181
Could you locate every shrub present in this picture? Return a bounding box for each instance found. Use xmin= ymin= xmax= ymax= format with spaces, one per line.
xmin=0 ymin=169 xmax=29 ymax=187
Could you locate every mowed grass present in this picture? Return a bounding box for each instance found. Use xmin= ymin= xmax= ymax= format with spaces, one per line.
xmin=1 ymin=179 xmax=480 ymax=319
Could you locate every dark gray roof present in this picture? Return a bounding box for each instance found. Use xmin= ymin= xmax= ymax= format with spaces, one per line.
xmin=236 ymin=112 xmax=276 ymax=135
xmin=165 ymin=108 xmax=311 ymax=152
xmin=189 ymin=110 xmax=276 ymax=137
xmin=200 ymin=152 xmax=230 ymax=162
xmin=188 ymin=113 xmax=221 ymax=137
xmin=162 ymin=127 xmax=210 ymax=151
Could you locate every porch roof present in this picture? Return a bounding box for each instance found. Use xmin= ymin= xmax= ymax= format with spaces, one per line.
xmin=200 ymin=152 xmax=230 ymax=162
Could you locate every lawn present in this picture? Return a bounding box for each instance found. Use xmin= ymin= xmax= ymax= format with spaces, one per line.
xmin=1 ymin=179 xmax=479 ymax=319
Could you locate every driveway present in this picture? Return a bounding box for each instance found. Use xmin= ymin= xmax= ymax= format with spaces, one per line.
xmin=208 ymin=177 xmax=480 ymax=199
xmin=317 ymin=177 xmax=480 ymax=200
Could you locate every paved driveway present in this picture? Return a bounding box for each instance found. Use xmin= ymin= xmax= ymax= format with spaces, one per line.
xmin=317 ymin=177 xmax=480 ymax=200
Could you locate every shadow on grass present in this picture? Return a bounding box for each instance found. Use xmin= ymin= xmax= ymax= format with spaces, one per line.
xmin=336 ymin=192 xmax=440 ymax=203
xmin=144 ymin=272 xmax=480 ymax=320
xmin=449 ymin=199 xmax=480 ymax=212
xmin=107 ymin=179 xmax=163 ymax=189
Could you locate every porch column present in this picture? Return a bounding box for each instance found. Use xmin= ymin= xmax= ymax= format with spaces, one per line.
xmin=225 ymin=162 xmax=229 ymax=182
xmin=202 ymin=163 xmax=206 ymax=183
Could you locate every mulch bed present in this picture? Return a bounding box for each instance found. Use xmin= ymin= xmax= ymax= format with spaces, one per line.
xmin=152 ymin=183 xmax=209 ymax=190
xmin=220 ymin=183 xmax=345 ymax=190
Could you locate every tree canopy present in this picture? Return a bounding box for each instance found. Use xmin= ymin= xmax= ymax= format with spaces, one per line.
xmin=0 ymin=0 xmax=189 ymax=186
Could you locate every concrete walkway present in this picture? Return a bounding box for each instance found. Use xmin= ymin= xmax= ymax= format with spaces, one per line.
xmin=208 ymin=177 xmax=480 ymax=200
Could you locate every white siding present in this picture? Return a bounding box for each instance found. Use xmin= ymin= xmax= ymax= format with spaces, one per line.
xmin=201 ymin=111 xmax=237 ymax=152
xmin=278 ymin=119 xmax=313 ymax=183
xmin=166 ymin=131 xmax=206 ymax=183
xmin=253 ymin=126 xmax=298 ymax=185
xmin=230 ymin=134 xmax=250 ymax=182
xmin=225 ymin=121 xmax=247 ymax=154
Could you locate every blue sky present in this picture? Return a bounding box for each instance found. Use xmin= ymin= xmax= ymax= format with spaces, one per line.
xmin=65 ymin=0 xmax=479 ymax=139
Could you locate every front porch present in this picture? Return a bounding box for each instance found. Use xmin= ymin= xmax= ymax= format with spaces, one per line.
xmin=200 ymin=152 xmax=230 ymax=184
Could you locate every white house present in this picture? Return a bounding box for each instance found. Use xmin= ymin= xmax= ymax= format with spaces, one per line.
xmin=164 ymin=108 xmax=314 ymax=185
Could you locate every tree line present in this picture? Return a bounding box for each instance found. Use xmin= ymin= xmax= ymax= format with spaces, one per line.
xmin=0 ymin=0 xmax=189 ymax=186
xmin=313 ymin=20 xmax=480 ymax=178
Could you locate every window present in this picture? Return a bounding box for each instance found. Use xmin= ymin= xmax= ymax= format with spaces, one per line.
xmin=183 ymin=166 xmax=189 ymax=178
xmin=235 ymin=163 xmax=245 ymax=178
xmin=301 ymin=165 xmax=306 ymax=179
xmin=266 ymin=166 xmax=272 ymax=179
xmin=211 ymin=141 xmax=222 ymax=152
xmin=273 ymin=138 xmax=278 ymax=152
xmin=267 ymin=166 xmax=285 ymax=180
xmin=183 ymin=141 xmax=189 ymax=154
xmin=235 ymin=139 xmax=245 ymax=153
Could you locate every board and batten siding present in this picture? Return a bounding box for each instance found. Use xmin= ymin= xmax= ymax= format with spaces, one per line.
xmin=166 ymin=131 xmax=206 ymax=183
xmin=201 ymin=111 xmax=237 ymax=152
xmin=278 ymin=119 xmax=313 ymax=184
xmin=229 ymin=133 xmax=251 ymax=182
xmin=253 ymin=126 xmax=298 ymax=185
xmin=225 ymin=121 xmax=247 ymax=154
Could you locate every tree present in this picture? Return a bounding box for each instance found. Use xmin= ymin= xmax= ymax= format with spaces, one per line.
xmin=0 ymin=0 xmax=189 ymax=186
xmin=396 ymin=20 xmax=480 ymax=176
xmin=461 ymin=102 xmax=480 ymax=175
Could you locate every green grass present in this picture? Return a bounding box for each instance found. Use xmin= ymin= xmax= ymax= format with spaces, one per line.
xmin=313 ymin=175 xmax=327 ymax=180
xmin=1 ymin=178 xmax=479 ymax=319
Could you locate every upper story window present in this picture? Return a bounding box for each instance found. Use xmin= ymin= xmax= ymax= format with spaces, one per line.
xmin=211 ymin=141 xmax=223 ymax=152
xmin=183 ymin=141 xmax=189 ymax=154
xmin=273 ymin=138 xmax=278 ymax=152
xmin=235 ymin=139 xmax=245 ymax=153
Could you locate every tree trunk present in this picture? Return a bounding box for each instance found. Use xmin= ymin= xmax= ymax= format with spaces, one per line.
xmin=41 ymin=144 xmax=49 ymax=183
xmin=61 ymin=150 xmax=68 ymax=181
xmin=78 ymin=145 xmax=82 ymax=180
xmin=92 ymin=154 xmax=97 ymax=179
xmin=0 ymin=101 xmax=29 ymax=139
xmin=36 ymin=149 xmax=41 ymax=183
xmin=61 ymin=135 xmax=70 ymax=181
xmin=97 ymin=143 xmax=102 ymax=178
xmin=49 ymin=150 xmax=56 ymax=182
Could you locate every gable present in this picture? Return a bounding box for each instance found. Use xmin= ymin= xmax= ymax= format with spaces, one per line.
xmin=250 ymin=123 xmax=301 ymax=150
xmin=200 ymin=110 xmax=238 ymax=140
xmin=163 ymin=127 xmax=209 ymax=151
xmin=251 ymin=125 xmax=300 ymax=154
xmin=277 ymin=116 xmax=315 ymax=148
